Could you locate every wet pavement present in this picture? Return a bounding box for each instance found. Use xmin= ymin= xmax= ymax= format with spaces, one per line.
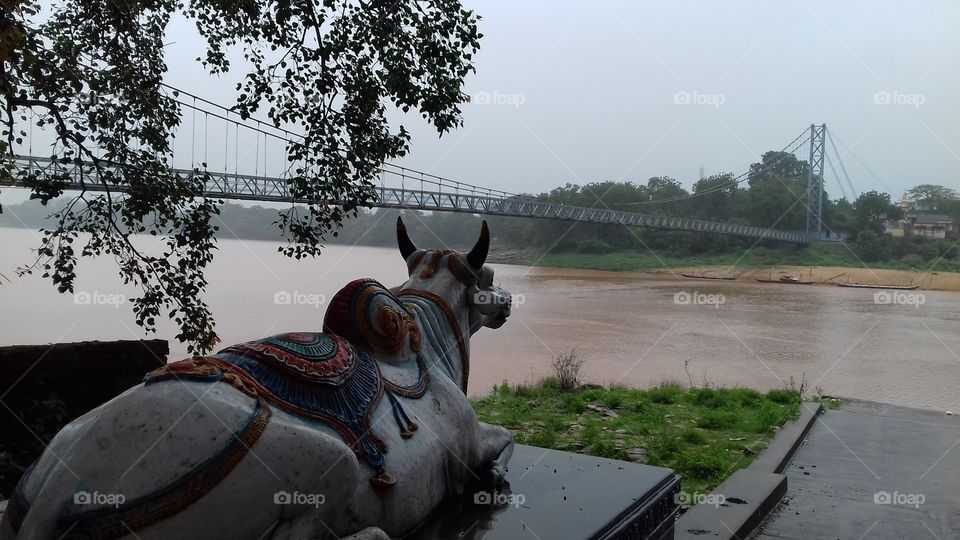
xmin=753 ymin=400 xmax=960 ymax=539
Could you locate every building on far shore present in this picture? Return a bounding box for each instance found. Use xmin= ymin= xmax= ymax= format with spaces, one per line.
xmin=884 ymin=214 xmax=957 ymax=239
xmin=908 ymin=214 xmax=958 ymax=239
xmin=884 ymin=194 xmax=958 ymax=239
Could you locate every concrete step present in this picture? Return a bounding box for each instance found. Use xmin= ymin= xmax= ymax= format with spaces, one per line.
xmin=675 ymin=469 xmax=787 ymax=540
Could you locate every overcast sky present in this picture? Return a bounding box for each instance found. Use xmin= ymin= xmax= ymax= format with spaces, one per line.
xmin=450 ymin=0 xmax=960 ymax=199
xmin=393 ymin=0 xmax=956 ymax=199
xmin=382 ymin=0 xmax=958 ymax=199
xmin=7 ymin=0 xmax=960 ymax=205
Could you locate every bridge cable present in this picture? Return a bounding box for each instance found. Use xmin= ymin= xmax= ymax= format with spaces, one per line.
xmin=160 ymin=87 xmax=516 ymax=197
xmin=827 ymin=129 xmax=857 ymax=200
xmin=6 ymin=49 xmax=818 ymax=208
xmin=190 ymin=97 xmax=196 ymax=169
xmin=824 ymin=144 xmax=849 ymax=201
xmin=619 ymin=130 xmax=809 ymax=205
xmin=14 ymin=44 xmax=513 ymax=198
xmin=829 ymin=130 xmax=893 ymax=195
xmin=613 ymin=130 xmax=810 ymax=206
xmin=204 ymin=112 xmax=209 ymax=170
xmin=224 ymin=110 xmax=229 ymax=173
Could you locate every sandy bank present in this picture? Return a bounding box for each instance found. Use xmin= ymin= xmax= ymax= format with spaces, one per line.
xmin=659 ymin=265 xmax=959 ymax=291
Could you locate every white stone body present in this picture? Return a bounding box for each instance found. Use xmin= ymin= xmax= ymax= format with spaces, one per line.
xmin=1 ymin=220 xmax=514 ymax=540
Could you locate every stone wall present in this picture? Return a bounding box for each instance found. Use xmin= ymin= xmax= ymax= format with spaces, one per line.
xmin=0 ymin=340 xmax=167 ymax=498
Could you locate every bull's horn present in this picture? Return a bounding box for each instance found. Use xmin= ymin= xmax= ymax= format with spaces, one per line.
xmin=466 ymin=220 xmax=490 ymax=269
xmin=397 ymin=216 xmax=417 ymax=261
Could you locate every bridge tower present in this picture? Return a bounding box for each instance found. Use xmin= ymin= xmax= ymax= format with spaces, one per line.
xmin=806 ymin=123 xmax=827 ymax=241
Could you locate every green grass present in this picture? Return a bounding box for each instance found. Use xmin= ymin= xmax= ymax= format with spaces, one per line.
xmin=811 ymin=394 xmax=843 ymax=410
xmin=472 ymin=381 xmax=803 ymax=496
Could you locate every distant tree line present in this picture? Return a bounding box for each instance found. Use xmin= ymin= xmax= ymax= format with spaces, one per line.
xmin=3 ymin=150 xmax=957 ymax=266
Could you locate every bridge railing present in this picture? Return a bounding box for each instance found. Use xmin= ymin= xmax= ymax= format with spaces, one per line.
xmin=2 ymin=155 xmax=809 ymax=244
xmin=380 ymin=162 xmax=522 ymax=202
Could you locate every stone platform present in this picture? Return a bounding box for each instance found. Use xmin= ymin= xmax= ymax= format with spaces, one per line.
xmin=407 ymin=444 xmax=681 ymax=539
xmin=754 ymin=400 xmax=960 ymax=539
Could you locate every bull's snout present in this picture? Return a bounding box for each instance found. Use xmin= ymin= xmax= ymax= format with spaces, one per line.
xmin=492 ymin=287 xmax=512 ymax=325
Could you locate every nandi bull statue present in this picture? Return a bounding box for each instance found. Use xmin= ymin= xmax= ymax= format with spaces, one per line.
xmin=2 ymin=218 xmax=515 ymax=540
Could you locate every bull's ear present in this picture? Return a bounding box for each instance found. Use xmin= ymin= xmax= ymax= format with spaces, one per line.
xmin=397 ymin=216 xmax=417 ymax=261
xmin=467 ymin=220 xmax=490 ymax=269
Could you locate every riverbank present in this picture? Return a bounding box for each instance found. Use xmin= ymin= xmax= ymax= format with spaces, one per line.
xmin=488 ymin=248 xmax=960 ymax=291
xmin=665 ymin=265 xmax=960 ymax=291
xmin=471 ymin=380 xmax=804 ymax=496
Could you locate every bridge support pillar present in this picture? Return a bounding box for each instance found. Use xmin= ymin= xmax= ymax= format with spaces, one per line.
xmin=806 ymin=124 xmax=827 ymax=242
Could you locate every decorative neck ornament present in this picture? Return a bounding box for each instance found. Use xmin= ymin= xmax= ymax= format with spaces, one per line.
xmin=397 ymin=288 xmax=470 ymax=394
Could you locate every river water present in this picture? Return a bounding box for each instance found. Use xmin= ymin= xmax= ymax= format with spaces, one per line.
xmin=2 ymin=229 xmax=958 ymax=412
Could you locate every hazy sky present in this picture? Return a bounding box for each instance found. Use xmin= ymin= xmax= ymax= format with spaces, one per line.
xmin=427 ymin=0 xmax=960 ymax=199
xmin=8 ymin=0 xmax=960 ymax=204
xmin=378 ymin=0 xmax=958 ymax=199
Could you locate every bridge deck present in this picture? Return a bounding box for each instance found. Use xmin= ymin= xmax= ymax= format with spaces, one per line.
xmin=2 ymin=155 xmax=809 ymax=244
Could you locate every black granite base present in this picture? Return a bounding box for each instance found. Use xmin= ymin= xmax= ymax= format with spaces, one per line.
xmin=407 ymin=444 xmax=681 ymax=540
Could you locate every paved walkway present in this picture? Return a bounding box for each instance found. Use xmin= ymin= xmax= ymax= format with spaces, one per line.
xmin=754 ymin=400 xmax=960 ymax=539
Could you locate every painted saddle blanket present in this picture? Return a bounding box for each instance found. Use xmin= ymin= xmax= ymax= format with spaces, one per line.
xmin=144 ymin=279 xmax=426 ymax=474
xmin=145 ymin=332 xmax=390 ymax=471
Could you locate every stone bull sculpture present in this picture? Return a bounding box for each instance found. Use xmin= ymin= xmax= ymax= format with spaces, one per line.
xmin=2 ymin=218 xmax=515 ymax=540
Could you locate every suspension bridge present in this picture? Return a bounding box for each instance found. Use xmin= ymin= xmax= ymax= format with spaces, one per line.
xmin=1 ymin=85 xmax=854 ymax=245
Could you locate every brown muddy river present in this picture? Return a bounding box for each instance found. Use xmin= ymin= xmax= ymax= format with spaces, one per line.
xmin=2 ymin=229 xmax=959 ymax=412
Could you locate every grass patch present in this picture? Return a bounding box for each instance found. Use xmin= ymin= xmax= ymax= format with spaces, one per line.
xmin=472 ymin=380 xmax=803 ymax=495
xmin=766 ymin=388 xmax=802 ymax=405
xmin=695 ymin=409 xmax=740 ymax=430
xmin=647 ymin=383 xmax=683 ymax=404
